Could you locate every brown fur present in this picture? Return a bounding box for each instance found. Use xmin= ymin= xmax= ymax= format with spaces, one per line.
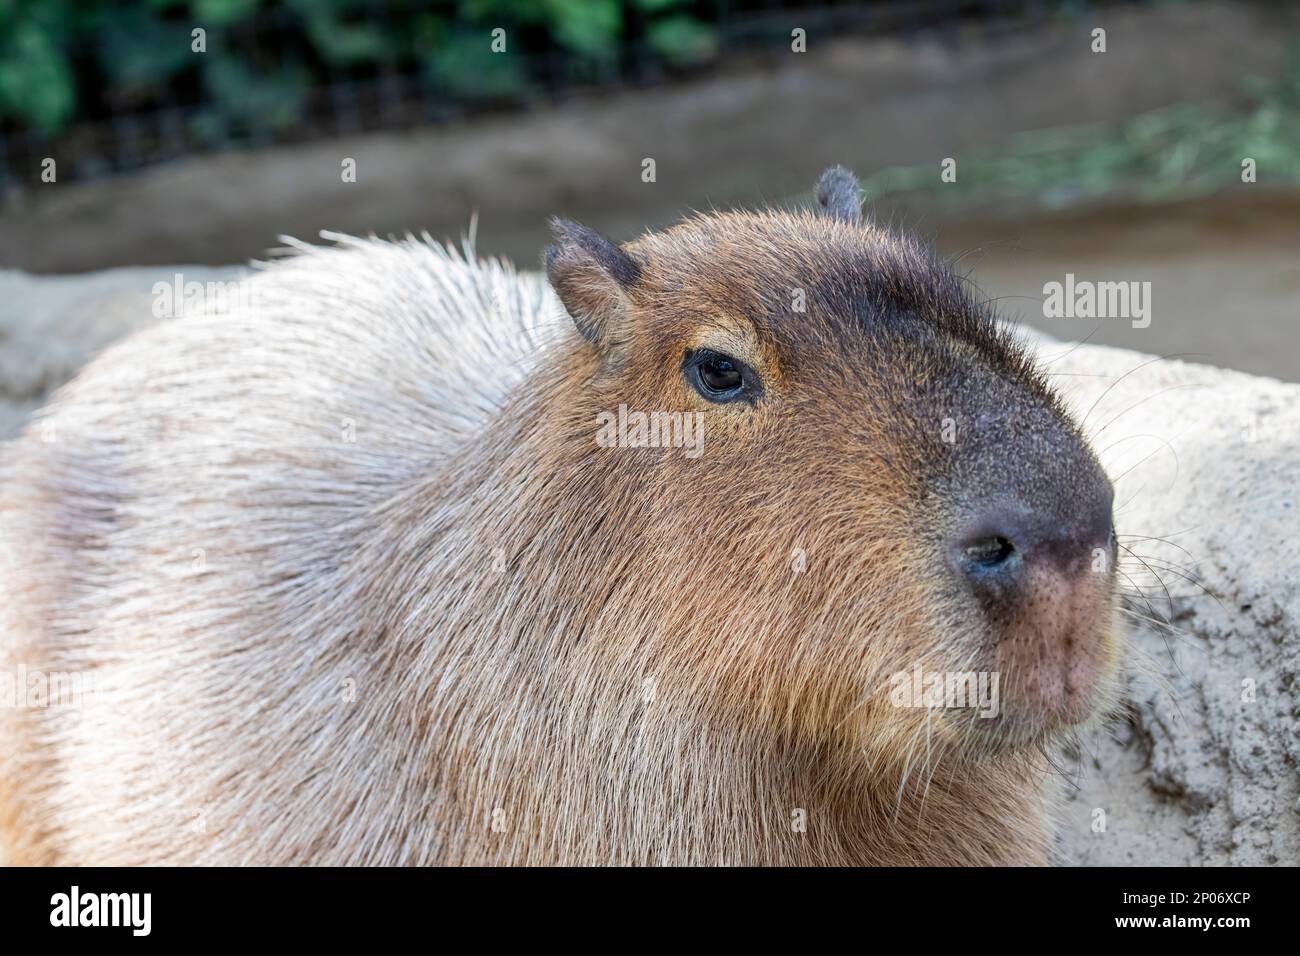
xmin=0 ymin=172 xmax=1121 ymax=865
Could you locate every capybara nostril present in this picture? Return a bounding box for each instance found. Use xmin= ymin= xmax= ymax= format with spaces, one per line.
xmin=952 ymin=532 xmax=1022 ymax=594
xmin=950 ymin=487 xmax=1115 ymax=600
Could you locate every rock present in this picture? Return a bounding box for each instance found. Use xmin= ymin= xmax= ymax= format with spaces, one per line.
xmin=1 ymin=265 xmax=1296 ymax=864
xmin=1016 ymin=328 xmax=1300 ymax=865
xmin=0 ymin=266 xmax=242 ymax=440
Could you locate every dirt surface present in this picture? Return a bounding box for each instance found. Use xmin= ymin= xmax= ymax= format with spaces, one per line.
xmin=937 ymin=192 xmax=1300 ymax=382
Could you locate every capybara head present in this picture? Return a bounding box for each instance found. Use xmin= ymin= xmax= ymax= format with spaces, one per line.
xmin=543 ymin=166 xmax=1120 ymax=768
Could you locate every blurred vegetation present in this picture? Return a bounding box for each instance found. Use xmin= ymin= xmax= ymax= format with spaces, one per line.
xmin=7 ymin=0 xmax=1292 ymax=209
xmin=857 ymin=53 xmax=1300 ymax=207
xmin=0 ymin=0 xmax=721 ymax=137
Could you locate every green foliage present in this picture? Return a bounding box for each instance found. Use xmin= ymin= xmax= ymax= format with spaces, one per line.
xmin=203 ymin=56 xmax=310 ymax=131
xmin=0 ymin=0 xmax=720 ymax=137
xmin=425 ymin=27 xmax=529 ymax=100
xmin=648 ymin=15 xmax=718 ymax=67
xmin=96 ymin=8 xmax=195 ymax=100
xmin=540 ymin=0 xmax=623 ymax=61
xmin=286 ymin=0 xmax=387 ymax=66
xmin=0 ymin=0 xmax=76 ymax=133
xmin=637 ymin=0 xmax=716 ymax=65
xmin=192 ymin=0 xmax=260 ymax=26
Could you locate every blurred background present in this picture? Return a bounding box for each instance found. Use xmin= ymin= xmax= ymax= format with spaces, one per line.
xmin=1 ymin=0 xmax=1298 ymax=378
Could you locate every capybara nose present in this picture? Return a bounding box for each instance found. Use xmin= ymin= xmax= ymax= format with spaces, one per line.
xmin=949 ymin=492 xmax=1114 ymax=600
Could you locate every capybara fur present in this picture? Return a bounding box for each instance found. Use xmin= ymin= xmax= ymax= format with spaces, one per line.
xmin=0 ymin=167 xmax=1122 ymax=865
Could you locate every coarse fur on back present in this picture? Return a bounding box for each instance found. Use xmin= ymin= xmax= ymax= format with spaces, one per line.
xmin=0 ymin=169 xmax=1121 ymax=865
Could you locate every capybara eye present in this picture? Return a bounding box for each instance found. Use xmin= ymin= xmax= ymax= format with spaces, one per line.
xmin=700 ymin=356 xmax=741 ymax=392
xmin=963 ymin=536 xmax=1016 ymax=568
xmin=686 ymin=350 xmax=749 ymax=402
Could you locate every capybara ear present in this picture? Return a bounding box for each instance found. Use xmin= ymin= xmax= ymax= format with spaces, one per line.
xmin=814 ymin=166 xmax=862 ymax=225
xmin=545 ymin=217 xmax=641 ymax=348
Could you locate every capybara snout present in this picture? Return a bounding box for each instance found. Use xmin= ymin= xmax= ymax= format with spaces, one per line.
xmin=936 ymin=392 xmax=1119 ymax=743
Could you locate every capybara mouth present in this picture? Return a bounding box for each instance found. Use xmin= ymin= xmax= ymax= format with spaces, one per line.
xmin=934 ymin=524 xmax=1124 ymax=752
xmin=981 ymin=603 xmax=1123 ymax=750
xmin=994 ymin=563 xmax=1120 ymax=724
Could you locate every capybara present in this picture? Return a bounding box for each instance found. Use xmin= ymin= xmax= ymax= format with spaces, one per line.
xmin=0 ymin=167 xmax=1121 ymax=865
